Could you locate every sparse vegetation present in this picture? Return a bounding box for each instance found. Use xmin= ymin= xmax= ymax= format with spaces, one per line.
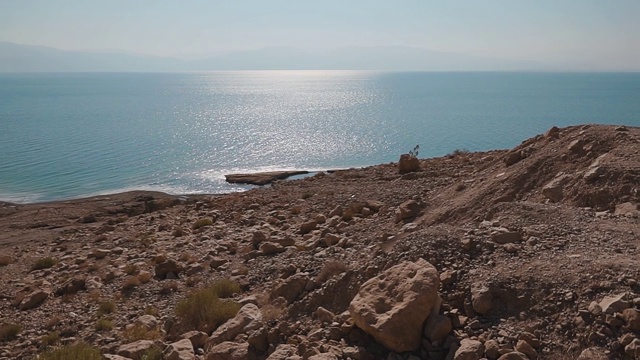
xmin=97 ymin=300 xmax=116 ymax=316
xmin=0 ymin=323 xmax=21 ymax=342
xmin=123 ymin=264 xmax=139 ymax=275
xmin=144 ymin=306 xmax=159 ymax=317
xmin=95 ymin=318 xmax=113 ymax=332
xmin=140 ymin=346 xmax=163 ymax=360
xmin=175 ymin=282 xmax=242 ymax=333
xmin=408 ymin=144 xmax=420 ymax=157
xmin=138 ymin=271 xmax=152 ymax=283
xmin=41 ymin=331 xmax=59 ymax=346
xmin=122 ymin=324 xmax=162 ymax=342
xmin=159 ymin=280 xmax=179 ymax=295
xmin=210 ymin=278 xmax=241 ymax=298
xmin=172 ymin=226 xmax=185 ymax=237
xmin=448 ymin=148 xmax=470 ymax=157
xmin=192 ymin=218 xmax=214 ymax=230
xmin=31 ymin=257 xmax=57 ymax=271
xmin=316 ymin=260 xmax=349 ymax=284
xmin=38 ymin=342 xmax=102 ymax=360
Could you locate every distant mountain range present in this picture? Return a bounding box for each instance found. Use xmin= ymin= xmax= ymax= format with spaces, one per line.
xmin=0 ymin=41 xmax=550 ymax=72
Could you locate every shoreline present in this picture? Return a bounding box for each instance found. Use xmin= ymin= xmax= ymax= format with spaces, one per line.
xmin=0 ymin=124 xmax=638 ymax=358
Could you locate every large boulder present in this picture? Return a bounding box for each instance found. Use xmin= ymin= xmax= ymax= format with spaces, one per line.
xmin=205 ymin=341 xmax=252 ymax=360
xmin=398 ymin=154 xmax=420 ymax=174
xmin=395 ymin=200 xmax=423 ymax=223
xmin=54 ymin=277 xmax=86 ymax=296
xmin=348 ymin=258 xmax=440 ymax=352
xmin=19 ymin=290 xmax=49 ymax=310
xmin=117 ymin=340 xmax=159 ymax=359
xmin=454 ymin=339 xmax=484 ymax=360
xmin=206 ymin=303 xmax=263 ymax=348
xmin=164 ymin=338 xmax=195 ymax=360
xmin=270 ymin=273 xmax=310 ymax=304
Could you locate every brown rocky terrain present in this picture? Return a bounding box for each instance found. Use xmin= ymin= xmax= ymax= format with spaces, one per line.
xmin=0 ymin=124 xmax=638 ymax=360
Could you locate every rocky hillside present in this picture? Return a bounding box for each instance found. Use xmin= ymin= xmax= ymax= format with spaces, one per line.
xmin=0 ymin=124 xmax=638 ymax=360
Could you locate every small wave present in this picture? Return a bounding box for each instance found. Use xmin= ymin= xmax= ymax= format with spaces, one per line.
xmin=0 ymin=191 xmax=46 ymax=204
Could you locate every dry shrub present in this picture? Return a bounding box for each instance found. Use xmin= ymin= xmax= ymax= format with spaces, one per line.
xmin=185 ymin=276 xmax=200 ymax=288
xmin=175 ymin=285 xmax=241 ymax=334
xmin=210 ymin=278 xmax=241 ymax=298
xmin=94 ymin=318 xmax=113 ymax=332
xmin=0 ymin=323 xmax=21 ymax=342
xmin=41 ymin=331 xmax=59 ymax=346
xmin=172 ymin=226 xmax=185 ymax=237
xmin=31 ymin=257 xmax=57 ymax=271
xmin=261 ymin=303 xmax=285 ymax=321
xmin=122 ymin=276 xmax=140 ymax=290
xmin=123 ymin=264 xmax=139 ymax=275
xmin=38 ymin=342 xmax=102 ymax=360
xmin=144 ymin=306 xmax=159 ymax=317
xmin=122 ymin=324 xmax=162 ymax=342
xmin=97 ymin=300 xmax=116 ymax=316
xmin=315 ymin=260 xmax=349 ymax=284
xmin=192 ymin=218 xmax=214 ymax=230
xmin=138 ymin=272 xmax=152 ymax=284
xmin=0 ymin=254 xmax=12 ymax=267
xmin=141 ymin=346 xmax=163 ymax=360
xmin=159 ymin=281 xmax=179 ymax=295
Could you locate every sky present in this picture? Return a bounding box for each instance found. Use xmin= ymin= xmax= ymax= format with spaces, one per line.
xmin=1 ymin=0 xmax=639 ymax=69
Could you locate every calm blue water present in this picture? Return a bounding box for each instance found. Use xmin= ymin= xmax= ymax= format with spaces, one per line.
xmin=1 ymin=71 xmax=639 ymax=203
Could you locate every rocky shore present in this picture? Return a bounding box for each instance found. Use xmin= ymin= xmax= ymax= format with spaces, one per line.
xmin=0 ymin=124 xmax=638 ymax=360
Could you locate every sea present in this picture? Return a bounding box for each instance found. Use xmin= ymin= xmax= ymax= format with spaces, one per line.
xmin=1 ymin=71 xmax=639 ymax=204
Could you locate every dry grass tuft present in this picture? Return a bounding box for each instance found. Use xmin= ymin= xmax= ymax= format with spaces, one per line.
xmin=41 ymin=331 xmax=59 ymax=346
xmin=175 ymin=282 xmax=242 ymax=333
xmin=94 ymin=318 xmax=113 ymax=332
xmin=138 ymin=272 xmax=152 ymax=284
xmin=159 ymin=281 xmax=179 ymax=295
xmin=97 ymin=300 xmax=116 ymax=316
xmin=192 ymin=218 xmax=214 ymax=230
xmin=38 ymin=342 xmax=102 ymax=360
xmin=122 ymin=324 xmax=162 ymax=342
xmin=315 ymin=260 xmax=349 ymax=284
xmin=0 ymin=323 xmax=21 ymax=342
xmin=31 ymin=257 xmax=57 ymax=271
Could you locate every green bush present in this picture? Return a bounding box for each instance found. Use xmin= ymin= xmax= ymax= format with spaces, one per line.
xmin=0 ymin=323 xmax=21 ymax=342
xmin=38 ymin=342 xmax=102 ymax=360
xmin=175 ymin=284 xmax=241 ymax=333
xmin=31 ymin=257 xmax=57 ymax=271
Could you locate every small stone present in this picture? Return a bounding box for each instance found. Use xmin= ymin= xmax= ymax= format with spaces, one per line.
xmin=300 ymin=221 xmax=318 ymax=235
xmin=490 ymin=228 xmax=522 ymax=244
xmin=259 ymin=242 xmax=285 ymax=255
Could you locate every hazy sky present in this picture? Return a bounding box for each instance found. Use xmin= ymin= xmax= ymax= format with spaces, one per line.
xmin=1 ymin=0 xmax=639 ymax=69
